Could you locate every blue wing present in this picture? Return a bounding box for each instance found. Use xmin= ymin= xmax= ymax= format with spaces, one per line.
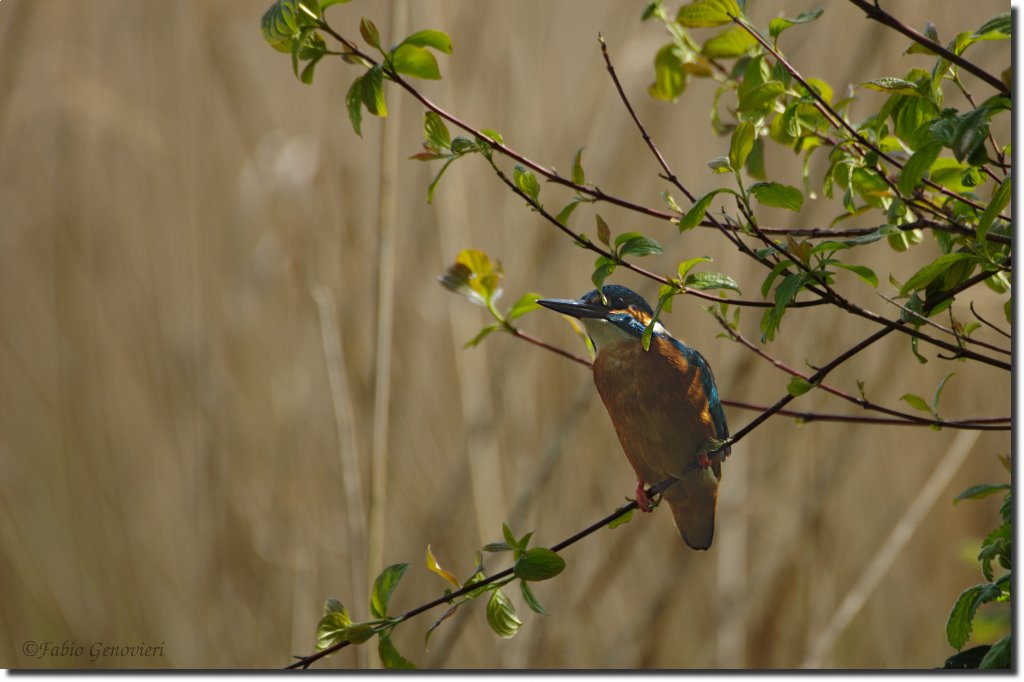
xmin=667 ymin=336 xmax=730 ymax=455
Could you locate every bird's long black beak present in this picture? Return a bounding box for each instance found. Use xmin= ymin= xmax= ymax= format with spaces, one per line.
xmin=535 ymin=297 xmax=609 ymax=319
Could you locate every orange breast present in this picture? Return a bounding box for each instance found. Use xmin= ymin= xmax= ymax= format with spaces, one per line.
xmin=592 ymin=336 xmax=716 ymax=484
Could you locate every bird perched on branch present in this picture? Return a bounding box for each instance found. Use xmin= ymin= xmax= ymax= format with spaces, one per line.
xmin=537 ymin=285 xmax=730 ymax=550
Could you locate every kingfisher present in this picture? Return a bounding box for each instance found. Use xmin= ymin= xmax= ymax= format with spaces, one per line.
xmin=537 ymin=285 xmax=730 ymax=550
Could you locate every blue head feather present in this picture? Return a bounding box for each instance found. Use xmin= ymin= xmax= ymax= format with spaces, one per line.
xmin=578 ymin=285 xmax=654 ymax=316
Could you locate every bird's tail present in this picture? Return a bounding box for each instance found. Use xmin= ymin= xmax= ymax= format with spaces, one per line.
xmin=662 ymin=467 xmax=719 ymax=550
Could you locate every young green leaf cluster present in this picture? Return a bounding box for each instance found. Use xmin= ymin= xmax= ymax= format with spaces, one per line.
xmin=315 ymin=563 xmax=415 ymax=669
xmin=643 ymin=0 xmax=1011 ymax=358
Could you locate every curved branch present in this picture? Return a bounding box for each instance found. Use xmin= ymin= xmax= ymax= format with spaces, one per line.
xmin=970 ymin=300 xmax=1012 ymax=340
xmin=845 ymin=0 xmax=1010 ymax=96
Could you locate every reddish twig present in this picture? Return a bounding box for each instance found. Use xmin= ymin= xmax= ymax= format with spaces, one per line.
xmin=713 ymin=312 xmax=1009 ymax=431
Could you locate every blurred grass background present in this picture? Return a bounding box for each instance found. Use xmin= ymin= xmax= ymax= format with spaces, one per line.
xmin=0 ymin=0 xmax=1011 ymax=669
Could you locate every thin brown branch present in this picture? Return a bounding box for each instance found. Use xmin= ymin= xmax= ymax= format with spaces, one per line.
xmin=713 ymin=312 xmax=1009 ymax=431
xmin=876 ymin=293 xmax=1010 ymax=356
xmin=970 ymin=300 xmax=1012 ymax=340
xmin=845 ymin=0 xmax=1010 ymax=96
xmin=486 ymin=160 xmax=824 ymax=310
xmin=315 ymin=23 xmax=681 ymax=224
xmin=700 ymin=218 xmax=1010 ymax=246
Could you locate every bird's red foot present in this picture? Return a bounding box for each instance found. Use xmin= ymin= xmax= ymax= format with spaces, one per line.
xmin=697 ymin=453 xmax=712 ymax=470
xmin=635 ymin=481 xmax=655 ymax=512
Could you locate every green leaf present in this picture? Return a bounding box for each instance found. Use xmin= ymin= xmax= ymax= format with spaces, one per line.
xmin=832 ymin=262 xmax=878 ymax=288
xmin=947 ymin=584 xmax=1002 ymax=650
xmin=261 ymin=0 xmax=314 ymax=53
xmin=399 ymin=29 xmax=453 ymax=54
xmin=676 ymin=0 xmax=741 ymax=27
xmin=426 ymin=157 xmax=457 ymax=204
xmin=702 ymin=25 xmax=758 ymax=58
xmin=608 ymin=508 xmax=634 ymax=529
xmin=642 ymin=289 xmax=673 ymax=351
xmin=316 ymin=613 xmax=350 ymax=651
xmin=555 ymin=198 xmax=581 ymax=226
xmin=745 ymin=137 xmax=766 ymax=179
xmin=977 ymin=174 xmax=1010 ymax=246
xmin=324 ymin=597 xmax=348 ymax=618
xmin=859 ymin=77 xmax=921 ymax=96
xmin=707 ymin=156 xmax=733 ymax=174
xmin=452 ymin=135 xmax=479 ymax=154
xmin=359 ymin=17 xmax=381 ymax=50
xmin=952 ymin=107 xmax=993 ymax=164
xmin=346 ymin=76 xmax=364 ymax=137
xmin=649 ymin=44 xmax=687 ymax=102
xmin=485 ymin=588 xmax=522 ymax=638
xmin=900 ymin=393 xmax=931 ymax=414
xmin=316 ymin=598 xmax=352 ymax=651
xmin=479 ymin=128 xmax=504 ymax=145
xmin=482 ymin=542 xmax=513 ymax=552
xmin=291 ymin=27 xmax=321 ymax=77
xmin=520 ymin=580 xmax=548 ymax=615
xmin=391 ymin=44 xmax=441 ymax=80
xmin=953 ymin=483 xmax=1010 ymax=504
xmin=787 ymin=377 xmax=813 ymax=396
xmin=595 ymin=214 xmax=611 ymax=246
xmin=737 ymin=81 xmax=785 ymax=114
xmin=931 ymin=372 xmax=954 ymax=416
xmin=299 ymin=55 xmax=323 ymax=84
xmin=501 ymin=523 xmax=519 ymax=550
xmin=370 ymin=563 xmax=409 ymax=619
xmin=773 ymin=273 xmax=803 ymax=315
xmin=979 ymin=523 xmax=1011 ymax=581
xmin=592 ymin=258 xmax=616 ymax=292
xmin=378 ymin=632 xmax=416 ymax=669
xmin=729 ymin=120 xmax=755 ymax=171
xmin=974 ymin=13 xmax=1011 ymax=38
xmin=979 ymin=634 xmax=1011 ymax=669
xmin=769 ymin=7 xmax=824 ymax=39
xmin=749 ymin=182 xmax=804 ymax=211
xmin=423 ymin=111 xmax=451 ymax=151
xmin=617 ymin=234 xmax=664 ymax=258
xmin=506 ymin=292 xmax=543 ymax=322
xmin=900 ymin=253 xmax=975 ymax=295
xmin=514 ymin=547 xmax=566 ymax=581
xmin=361 ymin=65 xmax=387 ymax=117
xmin=513 ymin=165 xmax=541 ymax=206
xmin=904 ymin=21 xmax=939 ymax=55
xmin=572 ymin=147 xmax=586 ymax=185
xmin=898 ymin=142 xmax=942 ymax=195
xmin=685 ymin=271 xmax=741 ymax=293
xmin=677 ymin=256 xmax=713 ymax=279
xmin=662 ymin=191 xmax=682 ymax=214
xmin=346 ymin=622 xmax=376 ymax=645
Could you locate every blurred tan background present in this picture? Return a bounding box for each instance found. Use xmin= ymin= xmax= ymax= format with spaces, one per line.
xmin=0 ymin=0 xmax=1011 ymax=669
